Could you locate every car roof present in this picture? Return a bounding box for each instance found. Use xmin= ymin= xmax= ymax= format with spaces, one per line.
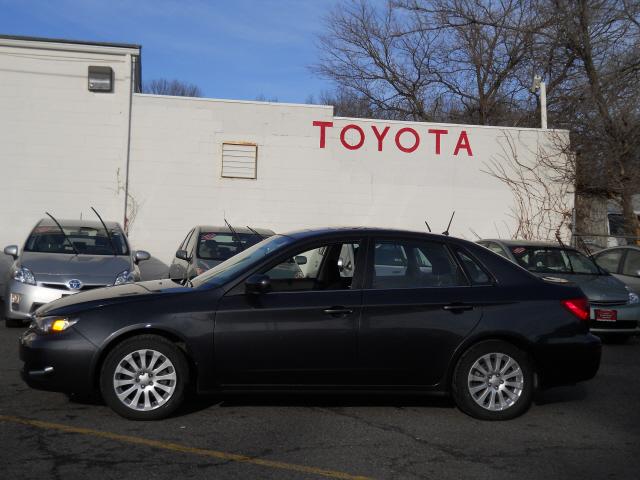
xmin=197 ymin=225 xmax=275 ymax=235
xmin=278 ymin=226 xmax=453 ymax=242
xmin=595 ymin=245 xmax=640 ymax=253
xmin=480 ymin=238 xmax=568 ymax=248
xmin=36 ymin=218 xmax=122 ymax=230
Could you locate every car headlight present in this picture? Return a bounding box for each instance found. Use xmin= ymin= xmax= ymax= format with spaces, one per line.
xmin=33 ymin=316 xmax=77 ymax=334
xmin=628 ymin=292 xmax=639 ymax=304
xmin=114 ymin=270 xmax=136 ymax=285
xmin=13 ymin=266 xmax=36 ymax=285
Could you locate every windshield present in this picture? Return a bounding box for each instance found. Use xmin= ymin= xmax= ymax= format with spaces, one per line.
xmin=510 ymin=246 xmax=602 ymax=275
xmin=191 ymin=234 xmax=295 ymax=287
xmin=197 ymin=232 xmax=266 ymax=261
xmin=24 ymin=225 xmax=129 ymax=255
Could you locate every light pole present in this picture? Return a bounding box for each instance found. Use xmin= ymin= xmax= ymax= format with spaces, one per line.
xmin=530 ymin=74 xmax=547 ymax=129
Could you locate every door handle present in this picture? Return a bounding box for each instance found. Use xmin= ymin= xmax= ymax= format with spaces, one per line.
xmin=443 ymin=304 xmax=474 ymax=312
xmin=323 ymin=307 xmax=354 ymax=316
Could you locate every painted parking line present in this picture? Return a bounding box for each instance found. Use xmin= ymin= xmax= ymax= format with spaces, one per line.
xmin=0 ymin=415 xmax=372 ymax=480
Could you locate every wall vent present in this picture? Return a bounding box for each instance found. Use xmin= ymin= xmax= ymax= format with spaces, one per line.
xmin=221 ymin=142 xmax=257 ymax=179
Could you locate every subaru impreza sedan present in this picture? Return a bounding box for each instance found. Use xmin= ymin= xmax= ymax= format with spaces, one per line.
xmin=4 ymin=218 xmax=150 ymax=327
xmin=20 ymin=228 xmax=600 ymax=421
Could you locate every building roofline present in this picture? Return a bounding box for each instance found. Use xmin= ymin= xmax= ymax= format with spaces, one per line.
xmin=0 ymin=34 xmax=141 ymax=54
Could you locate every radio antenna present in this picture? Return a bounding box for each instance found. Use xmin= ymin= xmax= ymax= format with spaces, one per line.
xmin=442 ymin=211 xmax=455 ymax=236
xmin=424 ymin=221 xmax=431 ymax=233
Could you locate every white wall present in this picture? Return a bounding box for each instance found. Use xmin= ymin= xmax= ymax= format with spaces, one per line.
xmin=0 ymin=39 xmax=136 ymax=292
xmin=0 ymin=38 xmax=572 ymax=291
xmin=128 ymin=94 xmax=571 ymax=265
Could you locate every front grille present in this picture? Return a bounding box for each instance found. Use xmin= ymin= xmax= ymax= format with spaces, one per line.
xmin=41 ymin=283 xmax=105 ymax=291
xmin=591 ymin=301 xmax=626 ymax=308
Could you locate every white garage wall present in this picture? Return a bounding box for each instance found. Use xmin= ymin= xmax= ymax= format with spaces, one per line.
xmin=0 ymin=38 xmax=136 ymax=292
xmin=128 ymin=94 xmax=571 ymax=266
xmin=0 ymin=37 xmax=572 ymax=291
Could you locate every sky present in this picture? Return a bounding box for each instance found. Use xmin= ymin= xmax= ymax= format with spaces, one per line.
xmin=0 ymin=0 xmax=340 ymax=103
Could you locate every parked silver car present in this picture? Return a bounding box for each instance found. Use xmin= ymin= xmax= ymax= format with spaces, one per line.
xmin=592 ymin=245 xmax=640 ymax=295
xmin=3 ymin=218 xmax=149 ymax=327
xmin=478 ymin=239 xmax=640 ymax=340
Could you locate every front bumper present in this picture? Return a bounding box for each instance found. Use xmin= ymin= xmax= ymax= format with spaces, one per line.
xmin=534 ymin=334 xmax=602 ymax=388
xmin=5 ymin=280 xmax=100 ymax=321
xmin=19 ymin=327 xmax=97 ymax=394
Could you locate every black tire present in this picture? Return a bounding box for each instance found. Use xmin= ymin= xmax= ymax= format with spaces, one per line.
xmin=452 ymin=340 xmax=534 ymax=421
xmin=100 ymin=335 xmax=189 ymax=420
xmin=5 ymin=318 xmax=25 ymax=328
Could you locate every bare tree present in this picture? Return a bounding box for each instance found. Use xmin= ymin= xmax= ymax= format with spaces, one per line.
xmin=142 ymin=79 xmax=203 ymax=97
xmin=550 ymin=0 xmax=640 ymax=239
xmin=484 ymin=131 xmax=574 ymax=240
xmin=313 ymin=0 xmax=640 ymax=239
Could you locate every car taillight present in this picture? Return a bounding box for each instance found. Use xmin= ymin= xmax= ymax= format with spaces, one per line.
xmin=562 ymin=298 xmax=590 ymax=321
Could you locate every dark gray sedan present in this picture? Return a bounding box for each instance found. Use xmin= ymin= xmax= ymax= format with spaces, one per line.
xmin=168 ymin=226 xmax=275 ymax=283
xmin=478 ymin=239 xmax=640 ymax=340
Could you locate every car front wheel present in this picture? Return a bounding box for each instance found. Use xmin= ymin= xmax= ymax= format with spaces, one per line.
xmin=452 ymin=340 xmax=534 ymax=421
xmin=100 ymin=335 xmax=189 ymax=420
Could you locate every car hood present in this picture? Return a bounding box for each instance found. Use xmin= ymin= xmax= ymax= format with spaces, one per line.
xmin=36 ymin=279 xmax=190 ymax=316
xmin=533 ymin=272 xmax=628 ymax=302
xmin=20 ymin=252 xmax=131 ymax=278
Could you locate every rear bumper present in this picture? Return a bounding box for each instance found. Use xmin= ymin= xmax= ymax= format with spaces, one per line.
xmin=590 ymin=324 xmax=640 ymax=335
xmin=534 ymin=334 xmax=602 ymax=388
xmin=19 ymin=327 xmax=97 ymax=394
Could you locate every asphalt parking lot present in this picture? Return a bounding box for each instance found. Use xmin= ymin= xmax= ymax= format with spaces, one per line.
xmin=1 ymin=320 xmax=639 ymax=480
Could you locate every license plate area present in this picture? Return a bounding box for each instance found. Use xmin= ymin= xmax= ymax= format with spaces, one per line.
xmin=595 ymin=309 xmax=617 ymax=321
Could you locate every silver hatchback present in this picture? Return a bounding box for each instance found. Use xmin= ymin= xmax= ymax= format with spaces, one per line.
xmin=3 ymin=218 xmax=149 ymax=327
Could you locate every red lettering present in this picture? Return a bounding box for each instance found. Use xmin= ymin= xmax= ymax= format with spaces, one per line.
xmin=371 ymin=125 xmax=390 ymax=151
xmin=453 ymin=130 xmax=473 ymax=156
xmin=312 ymin=120 xmax=333 ymax=148
xmin=395 ymin=127 xmax=420 ymax=153
xmin=428 ymin=129 xmax=448 ymax=155
xmin=340 ymin=124 xmax=365 ymax=150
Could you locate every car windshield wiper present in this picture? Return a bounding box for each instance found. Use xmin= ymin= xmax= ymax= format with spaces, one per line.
xmin=224 ymin=219 xmax=244 ymax=252
xmin=91 ymin=207 xmax=118 ymax=256
xmin=45 ymin=212 xmax=79 ymax=256
xmin=246 ymin=226 xmax=266 ymax=240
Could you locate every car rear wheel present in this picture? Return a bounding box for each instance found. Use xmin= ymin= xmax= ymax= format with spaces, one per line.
xmin=100 ymin=335 xmax=189 ymax=420
xmin=452 ymin=340 xmax=534 ymax=421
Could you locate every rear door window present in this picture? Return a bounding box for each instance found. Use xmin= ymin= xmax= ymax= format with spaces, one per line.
xmin=372 ymin=240 xmax=467 ymax=289
xmin=456 ymin=250 xmax=493 ymax=285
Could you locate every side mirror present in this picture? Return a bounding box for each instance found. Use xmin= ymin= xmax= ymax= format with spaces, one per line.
xmin=3 ymin=245 xmax=18 ymax=259
xmin=635 ymin=270 xmax=640 ymax=278
xmin=134 ymin=250 xmax=151 ymax=263
xmin=175 ymin=249 xmax=190 ymax=261
xmin=294 ymin=255 xmax=307 ymax=265
xmin=245 ymin=274 xmax=272 ymax=295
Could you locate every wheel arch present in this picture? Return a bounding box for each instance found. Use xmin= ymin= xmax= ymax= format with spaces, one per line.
xmin=444 ymin=333 xmax=537 ymax=392
xmin=91 ymin=327 xmax=198 ymax=391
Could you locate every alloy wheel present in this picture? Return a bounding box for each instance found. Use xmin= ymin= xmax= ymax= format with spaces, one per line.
xmin=467 ymin=352 xmax=524 ymax=411
xmin=112 ymin=349 xmax=177 ymax=411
